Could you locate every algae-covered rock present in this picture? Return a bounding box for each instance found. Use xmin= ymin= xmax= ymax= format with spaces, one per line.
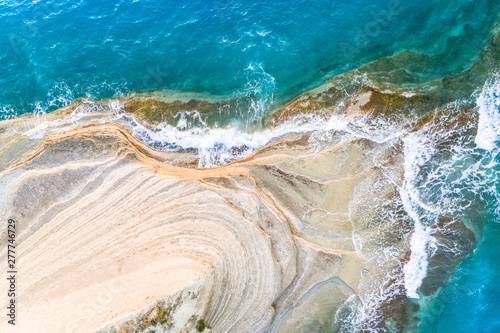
xmin=419 ymin=216 xmax=476 ymax=296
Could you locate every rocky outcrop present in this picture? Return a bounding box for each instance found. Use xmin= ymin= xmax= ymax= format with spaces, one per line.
xmin=0 ymin=85 xmax=477 ymax=332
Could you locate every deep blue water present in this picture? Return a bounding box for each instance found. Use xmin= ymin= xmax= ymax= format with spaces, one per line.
xmin=1 ymin=1 xmax=500 ymax=332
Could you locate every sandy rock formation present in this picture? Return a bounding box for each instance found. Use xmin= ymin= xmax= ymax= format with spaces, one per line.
xmin=0 ymin=87 xmax=476 ymax=332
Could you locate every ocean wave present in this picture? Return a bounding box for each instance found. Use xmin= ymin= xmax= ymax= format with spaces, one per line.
xmin=475 ymin=74 xmax=500 ymax=151
xmin=400 ymin=76 xmax=500 ymax=302
xmin=126 ymin=111 xmax=348 ymax=168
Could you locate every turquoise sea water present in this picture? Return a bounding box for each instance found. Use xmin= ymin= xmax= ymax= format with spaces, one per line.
xmin=407 ymin=78 xmax=500 ymax=332
xmin=1 ymin=0 xmax=499 ymax=119
xmin=1 ymin=1 xmax=500 ymax=332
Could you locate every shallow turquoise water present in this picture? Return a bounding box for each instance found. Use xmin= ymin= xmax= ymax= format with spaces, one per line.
xmin=1 ymin=1 xmax=500 ymax=332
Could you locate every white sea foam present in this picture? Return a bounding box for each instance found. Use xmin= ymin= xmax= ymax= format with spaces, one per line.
xmin=400 ymin=78 xmax=500 ymax=298
xmin=401 ymin=133 xmax=436 ymax=299
xmin=11 ymin=77 xmax=498 ymax=329
xmin=242 ymin=62 xmax=276 ymax=122
xmin=128 ymin=112 xmax=349 ymax=168
xmin=475 ymin=75 xmax=500 ymax=151
xmin=0 ymin=104 xmax=17 ymax=120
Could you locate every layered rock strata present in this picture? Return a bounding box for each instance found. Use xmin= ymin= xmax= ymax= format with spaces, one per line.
xmin=0 ymin=88 xmax=476 ymax=332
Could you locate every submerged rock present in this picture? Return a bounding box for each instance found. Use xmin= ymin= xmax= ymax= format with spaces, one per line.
xmin=419 ymin=216 xmax=476 ymax=296
xmin=122 ymin=96 xmax=244 ymax=127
